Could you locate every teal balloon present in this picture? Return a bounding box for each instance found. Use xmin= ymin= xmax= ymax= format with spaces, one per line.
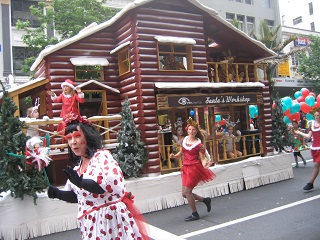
xmin=306 ymin=113 xmax=314 ymax=121
xmin=289 ymin=102 xmax=300 ymax=114
xmin=294 ymin=91 xmax=302 ymax=99
xmin=283 ymin=116 xmax=290 ymax=125
xmin=305 ymin=95 xmax=315 ymax=107
xmin=281 ymin=97 xmax=292 ymax=112
xmin=249 ymin=105 xmax=258 ymax=118
xmin=215 ymin=115 xmax=221 ymax=122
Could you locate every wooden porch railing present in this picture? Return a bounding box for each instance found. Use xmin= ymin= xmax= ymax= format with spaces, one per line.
xmin=159 ymin=132 xmax=263 ymax=172
xmin=207 ymin=62 xmax=267 ymax=83
xmin=213 ymin=132 xmax=263 ymax=162
xmin=20 ymin=115 xmax=122 ymax=151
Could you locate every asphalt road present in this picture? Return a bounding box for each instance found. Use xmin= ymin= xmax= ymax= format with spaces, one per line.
xmin=32 ymin=150 xmax=320 ymax=240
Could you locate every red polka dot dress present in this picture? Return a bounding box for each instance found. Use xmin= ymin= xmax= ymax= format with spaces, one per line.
xmin=65 ymin=150 xmax=143 ymax=240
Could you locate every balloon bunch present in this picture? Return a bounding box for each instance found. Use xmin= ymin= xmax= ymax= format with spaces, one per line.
xmin=215 ymin=115 xmax=227 ymax=126
xmin=274 ymin=87 xmax=317 ymax=125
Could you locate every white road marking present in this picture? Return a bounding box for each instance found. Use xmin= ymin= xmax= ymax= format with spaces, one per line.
xmin=149 ymin=224 xmax=186 ymax=240
xmin=179 ymin=194 xmax=320 ymax=238
xmin=291 ymin=159 xmax=313 ymax=167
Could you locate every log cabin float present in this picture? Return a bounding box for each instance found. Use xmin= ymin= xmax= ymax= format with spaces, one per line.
xmin=21 ymin=0 xmax=276 ymax=185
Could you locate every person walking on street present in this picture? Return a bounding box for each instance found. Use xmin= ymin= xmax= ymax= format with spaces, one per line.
xmin=170 ymin=117 xmax=215 ymax=221
xmin=294 ymin=109 xmax=320 ymax=191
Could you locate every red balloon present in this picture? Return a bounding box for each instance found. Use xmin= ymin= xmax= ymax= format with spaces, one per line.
xmin=289 ymin=112 xmax=300 ymax=121
xmin=309 ymin=92 xmax=316 ymax=97
xmin=272 ymin=102 xmax=275 ymax=109
xmin=219 ymin=119 xmax=227 ymax=126
xmin=297 ymin=96 xmax=305 ymax=103
xmin=284 ymin=109 xmax=291 ymax=116
xmin=316 ymin=94 xmax=320 ymax=103
xmin=301 ymin=88 xmax=310 ymax=97
xmin=300 ymin=102 xmax=312 ymax=113
xmin=315 ymin=101 xmax=319 ymax=107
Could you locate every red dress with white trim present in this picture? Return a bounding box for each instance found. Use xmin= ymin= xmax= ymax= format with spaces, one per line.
xmin=181 ymin=136 xmax=215 ymax=189
xmin=52 ymin=93 xmax=85 ymax=135
xmin=310 ymin=121 xmax=320 ymax=163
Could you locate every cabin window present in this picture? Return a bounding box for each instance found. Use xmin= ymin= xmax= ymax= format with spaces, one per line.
xmin=118 ymin=47 xmax=130 ymax=76
xmin=158 ymin=43 xmax=193 ymax=71
xmin=75 ymin=65 xmax=104 ymax=81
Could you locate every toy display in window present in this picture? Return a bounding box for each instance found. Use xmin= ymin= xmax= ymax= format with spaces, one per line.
xmin=161 ymin=54 xmax=186 ymax=70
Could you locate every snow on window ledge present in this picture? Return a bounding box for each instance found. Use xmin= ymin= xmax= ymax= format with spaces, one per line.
xmin=154 ymin=36 xmax=196 ymax=45
xmin=70 ymin=57 xmax=109 ymax=66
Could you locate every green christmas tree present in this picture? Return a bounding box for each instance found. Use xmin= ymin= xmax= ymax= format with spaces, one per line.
xmin=0 ymin=83 xmax=47 ymax=203
xmin=112 ymin=97 xmax=149 ymax=178
xmin=271 ymin=96 xmax=294 ymax=153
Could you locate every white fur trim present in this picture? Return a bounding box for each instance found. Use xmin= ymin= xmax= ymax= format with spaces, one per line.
xmin=61 ymin=82 xmax=75 ymax=90
xmin=311 ymin=121 xmax=320 ymax=132
xmin=182 ymin=136 xmax=201 ymax=150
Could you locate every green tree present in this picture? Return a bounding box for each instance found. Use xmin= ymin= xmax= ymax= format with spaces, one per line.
xmin=250 ymin=20 xmax=296 ymax=81
xmin=112 ymin=97 xmax=149 ymax=178
xmin=271 ymin=96 xmax=294 ymax=153
xmin=298 ymin=35 xmax=320 ymax=91
xmin=16 ymin=0 xmax=118 ymax=74
xmin=0 ymin=83 xmax=47 ymax=203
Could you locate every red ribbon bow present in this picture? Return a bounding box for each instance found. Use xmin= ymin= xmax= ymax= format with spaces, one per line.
xmin=62 ymin=108 xmax=90 ymax=128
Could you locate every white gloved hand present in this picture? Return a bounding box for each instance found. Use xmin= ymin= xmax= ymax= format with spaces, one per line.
xmin=236 ymin=130 xmax=241 ymax=136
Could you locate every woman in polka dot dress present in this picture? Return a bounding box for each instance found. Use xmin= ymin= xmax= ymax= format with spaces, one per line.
xmin=47 ymin=112 xmax=149 ymax=240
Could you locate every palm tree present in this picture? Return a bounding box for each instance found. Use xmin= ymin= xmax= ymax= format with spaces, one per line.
xmin=250 ymin=20 xmax=297 ymax=81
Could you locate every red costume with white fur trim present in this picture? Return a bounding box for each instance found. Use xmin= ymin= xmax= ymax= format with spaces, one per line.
xmin=51 ymin=79 xmax=84 ymax=135
xmin=310 ymin=121 xmax=320 ymax=163
xmin=181 ymin=136 xmax=215 ymax=189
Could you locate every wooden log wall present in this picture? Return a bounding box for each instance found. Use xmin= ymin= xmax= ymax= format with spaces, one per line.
xmin=113 ymin=7 xmax=209 ymax=174
xmin=33 ymin=30 xmax=123 ymax=143
xmin=260 ymin=81 xmax=273 ymax=155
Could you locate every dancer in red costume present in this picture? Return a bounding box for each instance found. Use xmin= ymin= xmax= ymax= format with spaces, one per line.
xmin=295 ymin=109 xmax=320 ymax=191
xmin=170 ymin=117 xmax=215 ymax=221
xmin=47 ymin=79 xmax=84 ymax=150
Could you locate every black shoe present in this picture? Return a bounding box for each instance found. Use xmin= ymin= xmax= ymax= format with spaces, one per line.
xmin=303 ymin=183 xmax=314 ymax=191
xmin=184 ymin=212 xmax=200 ymax=221
xmin=203 ymin=197 xmax=211 ymax=212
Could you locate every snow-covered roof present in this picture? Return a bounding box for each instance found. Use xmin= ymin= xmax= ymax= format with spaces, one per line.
xmin=70 ymin=57 xmax=109 ymax=66
xmin=9 ymin=77 xmax=46 ymax=92
xmin=77 ymin=80 xmax=120 ymax=93
xmin=0 ymin=77 xmax=47 ymax=98
xmin=30 ymin=0 xmax=276 ymax=71
xmin=154 ymin=36 xmax=196 ymax=45
xmin=110 ymin=41 xmax=131 ymax=54
xmin=154 ymin=82 xmax=265 ymax=89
